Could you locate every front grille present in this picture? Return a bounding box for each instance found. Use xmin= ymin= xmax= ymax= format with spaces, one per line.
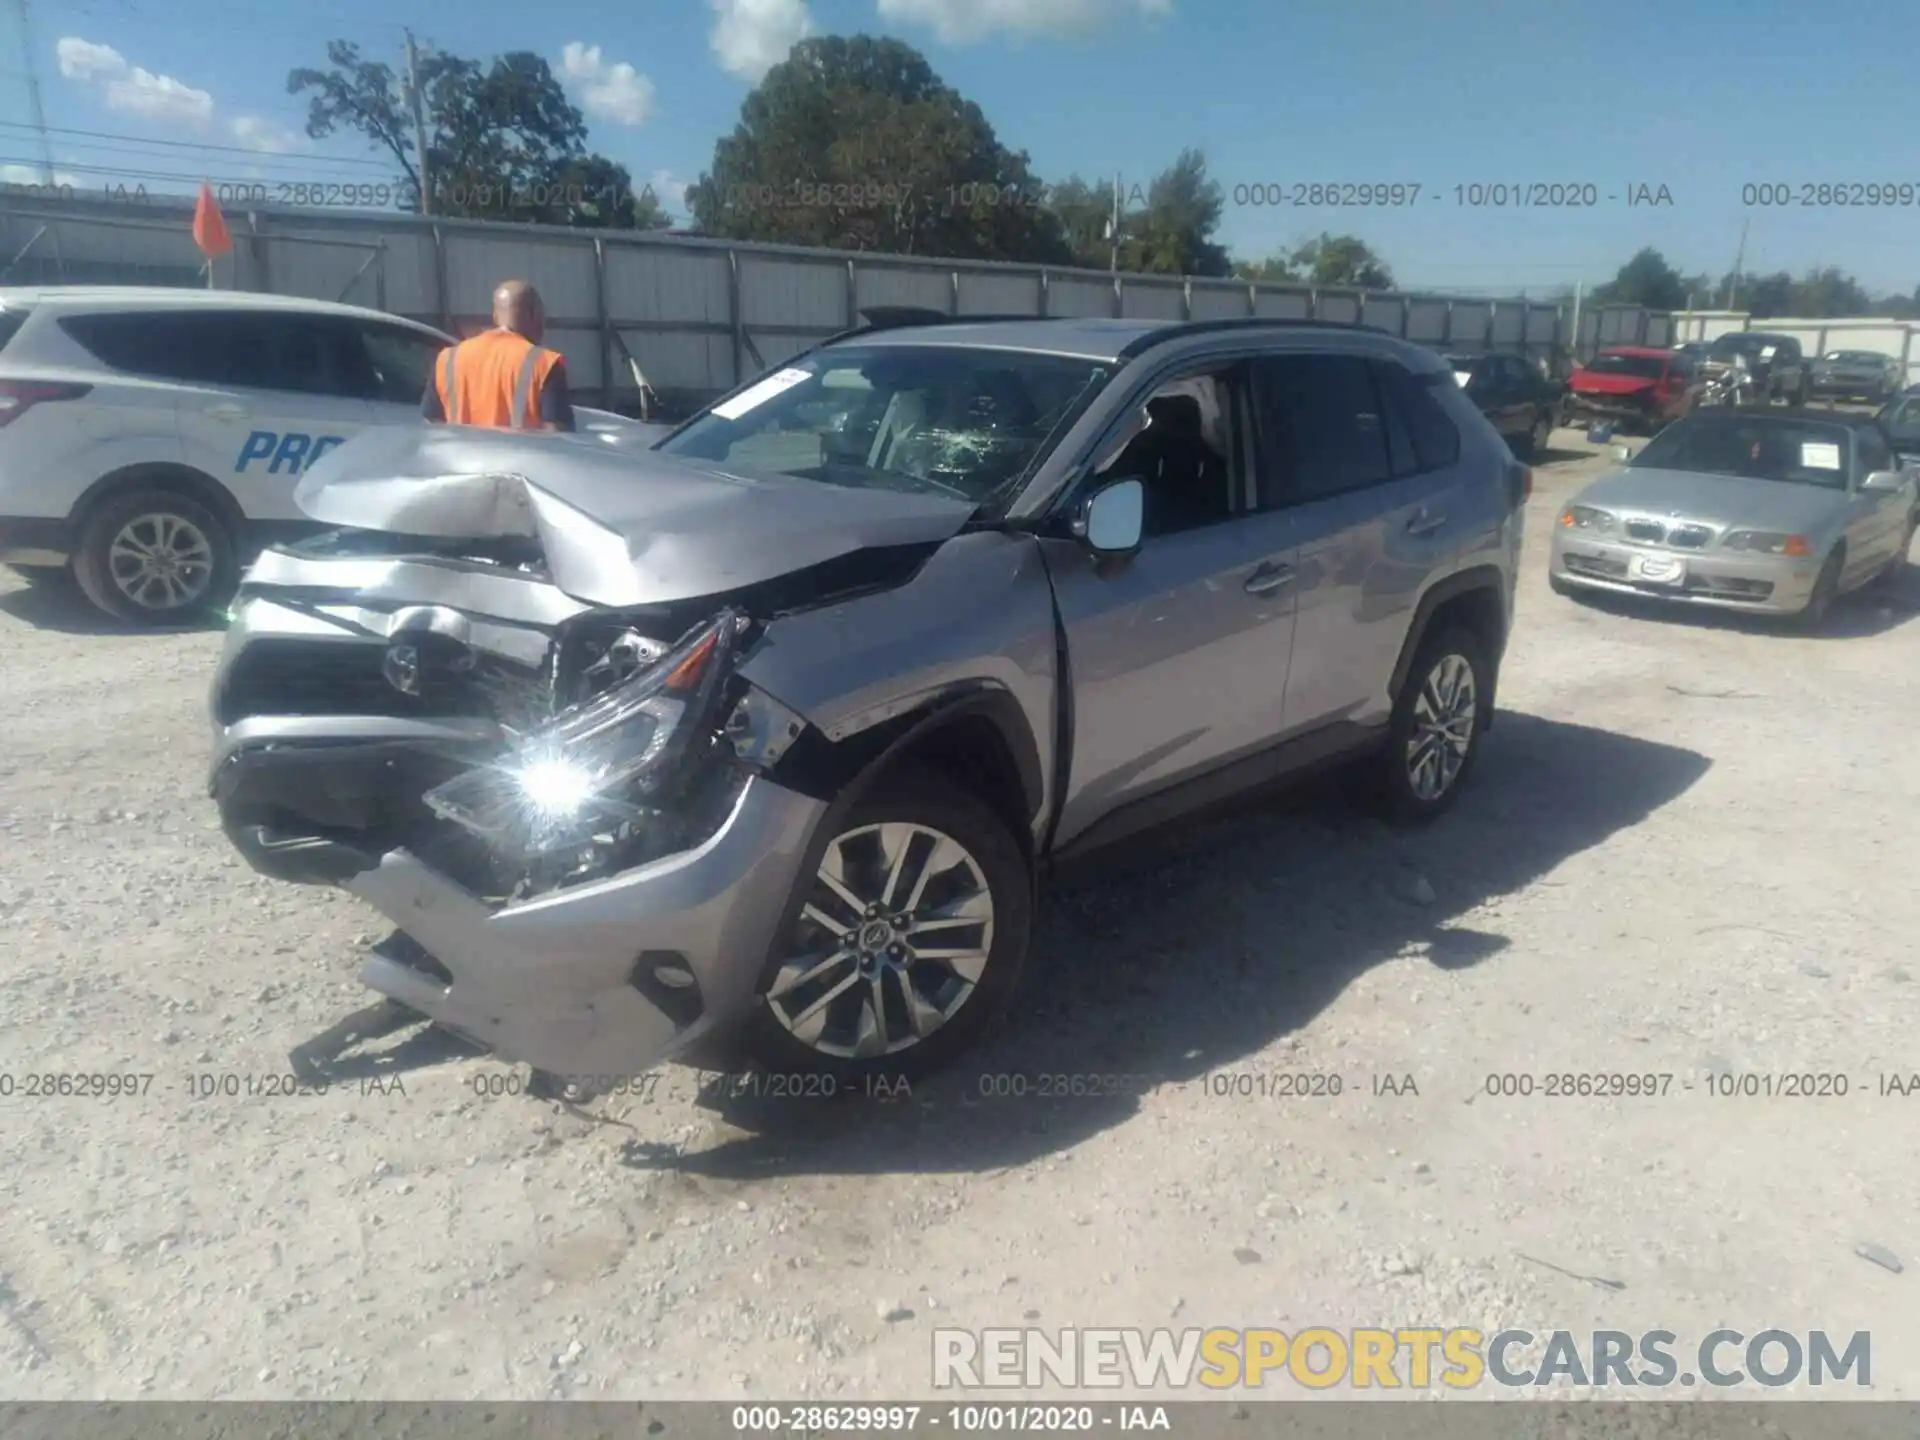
xmin=1624 ymin=519 xmax=1667 ymax=544
xmin=1562 ymin=551 xmax=1630 ymax=580
xmin=218 ymin=639 xmax=484 ymax=726
xmin=1687 ymin=575 xmax=1774 ymax=601
xmin=1667 ymin=524 xmax=1713 ymax=549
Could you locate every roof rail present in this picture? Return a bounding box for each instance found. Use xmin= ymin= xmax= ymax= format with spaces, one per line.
xmin=1114 ymin=315 xmax=1397 ymax=361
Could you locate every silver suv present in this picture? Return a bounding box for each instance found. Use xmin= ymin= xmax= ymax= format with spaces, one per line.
xmin=209 ymin=315 xmax=1528 ymax=1089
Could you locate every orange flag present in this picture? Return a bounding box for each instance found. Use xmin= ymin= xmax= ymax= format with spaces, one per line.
xmin=192 ymin=182 xmax=232 ymax=258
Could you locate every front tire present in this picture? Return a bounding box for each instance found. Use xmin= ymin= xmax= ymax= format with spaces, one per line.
xmin=72 ymin=487 xmax=235 ymax=626
xmin=738 ymin=767 xmax=1034 ymax=1083
xmin=1374 ymin=625 xmax=1491 ymax=824
xmin=1515 ymin=410 xmax=1550 ymax=461
xmin=1791 ymin=547 xmax=1845 ymax=631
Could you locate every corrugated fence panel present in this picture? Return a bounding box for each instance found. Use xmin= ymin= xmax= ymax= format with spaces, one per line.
xmin=1252 ymin=288 xmax=1312 ymax=319
xmin=604 ymin=243 xmax=732 ymax=325
xmin=852 ymin=262 xmax=948 ymax=316
xmin=1449 ymin=301 xmax=1492 ymax=345
xmin=1595 ymin=308 xmax=1637 ymax=345
xmin=618 ymin=329 xmax=734 ymax=393
xmin=1316 ymin=292 xmax=1361 ymax=325
xmin=442 ymin=231 xmax=597 ymax=322
xmin=743 ymin=255 xmax=847 ymax=332
xmin=1818 ymin=324 xmax=1910 ymax=356
xmin=1490 ymin=305 xmax=1526 ymax=346
xmin=1405 ymin=298 xmax=1448 ymax=343
xmin=1047 ymin=275 xmax=1115 ymax=317
xmin=1121 ymin=281 xmax=1185 ymax=320
xmin=545 ymin=325 xmax=603 ymax=390
xmin=955 ymin=268 xmax=1041 ymax=314
xmin=257 ymin=234 xmax=387 ymax=309
xmin=1188 ymin=282 xmax=1250 ymax=320
xmin=1523 ymin=305 xmax=1559 ymax=345
xmin=745 ymin=332 xmax=824 ymax=370
xmin=1360 ymin=295 xmax=1403 ymax=333
xmin=1643 ymin=313 xmax=1674 ymax=347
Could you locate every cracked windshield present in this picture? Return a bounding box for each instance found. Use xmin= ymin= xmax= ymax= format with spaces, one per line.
xmin=0 ymin=0 xmax=1916 ymax=1430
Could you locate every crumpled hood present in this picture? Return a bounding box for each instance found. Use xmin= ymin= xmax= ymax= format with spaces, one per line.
xmin=291 ymin=424 xmax=976 ymax=607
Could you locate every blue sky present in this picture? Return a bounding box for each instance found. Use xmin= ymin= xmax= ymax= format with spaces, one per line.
xmin=7 ymin=0 xmax=1920 ymax=296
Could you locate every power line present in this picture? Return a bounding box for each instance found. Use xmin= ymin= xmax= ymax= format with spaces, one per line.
xmin=0 ymin=119 xmax=395 ymax=170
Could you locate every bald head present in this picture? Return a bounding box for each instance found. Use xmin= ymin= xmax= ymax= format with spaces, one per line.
xmin=492 ymin=280 xmax=545 ymax=342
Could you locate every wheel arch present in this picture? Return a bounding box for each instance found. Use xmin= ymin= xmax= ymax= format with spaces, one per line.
xmin=1388 ymin=567 xmax=1509 ymax=728
xmin=768 ymin=683 xmax=1045 ymax=862
xmin=70 ymin=462 xmax=244 ymax=543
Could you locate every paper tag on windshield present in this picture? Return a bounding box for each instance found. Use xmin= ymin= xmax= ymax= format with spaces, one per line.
xmin=1801 ymin=442 xmax=1842 ymax=470
xmin=1453 ymin=371 xmax=1473 ymax=389
xmin=712 ymin=367 xmax=812 ymax=421
xmin=1759 ymin=345 xmax=1777 ymax=359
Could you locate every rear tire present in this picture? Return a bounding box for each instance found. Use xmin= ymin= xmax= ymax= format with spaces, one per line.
xmin=72 ymin=487 xmax=236 ymax=626
xmin=1372 ymin=625 xmax=1491 ymax=825
xmin=735 ymin=766 xmax=1034 ymax=1084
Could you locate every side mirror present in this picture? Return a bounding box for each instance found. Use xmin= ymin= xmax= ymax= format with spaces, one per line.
xmin=1072 ymin=476 xmax=1146 ymax=556
xmin=1861 ymin=469 xmax=1907 ymax=493
xmin=1613 ymin=443 xmax=1637 ymax=462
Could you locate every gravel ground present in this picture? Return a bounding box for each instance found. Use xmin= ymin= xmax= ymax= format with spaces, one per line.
xmin=1 ymin=429 xmax=1915 ymax=1402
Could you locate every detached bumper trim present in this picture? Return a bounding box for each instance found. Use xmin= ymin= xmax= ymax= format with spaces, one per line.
xmin=339 ymin=774 xmax=831 ymax=1078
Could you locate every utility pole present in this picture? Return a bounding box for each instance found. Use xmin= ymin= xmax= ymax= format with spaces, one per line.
xmin=1108 ymin=172 xmax=1121 ymax=273
xmin=403 ymin=29 xmax=434 ymax=216
xmin=12 ymin=0 xmax=58 ymax=186
xmin=1569 ymin=280 xmax=1584 ymax=366
xmin=1725 ymin=217 xmax=1748 ymax=311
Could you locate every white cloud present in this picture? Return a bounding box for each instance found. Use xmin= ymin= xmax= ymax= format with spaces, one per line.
xmin=56 ymin=37 xmax=125 ymax=81
xmin=709 ymin=0 xmax=813 ymax=81
xmin=649 ymin=168 xmax=691 ymax=215
xmin=56 ymin=35 xmax=214 ymax=129
xmin=2 ymin=162 xmax=82 ymax=189
xmin=560 ymin=42 xmax=655 ymax=127
xmin=232 ymin=116 xmax=301 ymax=153
xmin=875 ymin=0 xmax=1170 ymax=43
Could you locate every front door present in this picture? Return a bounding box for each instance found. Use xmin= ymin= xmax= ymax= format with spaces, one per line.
xmin=1039 ymin=360 xmax=1300 ymax=850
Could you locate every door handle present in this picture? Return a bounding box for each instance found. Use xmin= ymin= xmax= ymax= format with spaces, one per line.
xmin=1244 ymin=561 xmax=1293 ymax=596
xmin=204 ymin=403 xmax=247 ymax=421
xmin=1406 ymin=510 xmax=1448 ymax=537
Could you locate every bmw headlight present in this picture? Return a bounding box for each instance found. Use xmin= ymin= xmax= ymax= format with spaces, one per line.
xmin=423 ymin=610 xmax=744 ymax=858
xmin=1559 ymin=505 xmax=1615 ymax=531
xmin=1722 ymin=531 xmax=1811 ymax=556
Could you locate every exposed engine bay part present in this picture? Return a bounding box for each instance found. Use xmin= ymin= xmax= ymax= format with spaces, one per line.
xmin=291 ymin=424 xmax=977 ymax=609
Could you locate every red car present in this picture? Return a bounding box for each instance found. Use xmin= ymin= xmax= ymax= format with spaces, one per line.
xmin=1560 ymin=346 xmax=1699 ymax=434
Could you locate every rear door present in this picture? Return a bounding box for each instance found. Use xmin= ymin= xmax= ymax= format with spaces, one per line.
xmin=1848 ymin=425 xmax=1907 ymax=574
xmin=1254 ymin=352 xmax=1467 ymax=736
xmin=164 ymin=311 xmax=376 ymax=520
xmin=1040 ymin=357 xmax=1301 ymax=849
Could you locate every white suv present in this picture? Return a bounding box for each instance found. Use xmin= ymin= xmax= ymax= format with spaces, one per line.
xmin=0 ymin=286 xmax=637 ymax=624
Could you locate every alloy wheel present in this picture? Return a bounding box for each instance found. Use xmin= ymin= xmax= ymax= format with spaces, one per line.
xmin=766 ymin=821 xmax=995 ymax=1059
xmin=1405 ymin=653 xmax=1477 ymax=801
xmin=108 ymin=511 xmax=215 ymax=611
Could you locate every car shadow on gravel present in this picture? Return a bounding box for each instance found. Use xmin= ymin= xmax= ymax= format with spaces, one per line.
xmin=628 ymin=711 xmax=1710 ymax=1180
xmin=0 ymin=573 xmax=225 ymax=635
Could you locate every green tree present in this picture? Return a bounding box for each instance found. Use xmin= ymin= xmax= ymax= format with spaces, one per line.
xmin=1233 ymin=252 xmax=1298 ymax=283
xmin=1045 ymin=174 xmax=1122 ymax=270
xmin=1289 ymin=233 xmax=1394 ymax=289
xmin=288 ymin=41 xmax=665 ymax=229
xmin=1118 ymin=149 xmax=1230 ymax=277
xmin=687 ymin=35 xmax=1070 ymax=263
xmin=1593 ymin=247 xmax=1687 ymax=310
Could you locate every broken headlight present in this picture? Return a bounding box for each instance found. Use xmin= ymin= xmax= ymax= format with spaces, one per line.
xmin=422 ymin=610 xmax=743 ymax=858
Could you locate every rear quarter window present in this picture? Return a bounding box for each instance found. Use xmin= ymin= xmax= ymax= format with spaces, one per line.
xmin=1374 ymin=362 xmax=1461 ymax=473
xmin=0 ymin=308 xmax=30 ymax=352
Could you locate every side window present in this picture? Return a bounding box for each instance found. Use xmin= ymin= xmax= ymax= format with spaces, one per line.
xmin=1857 ymin=428 xmax=1893 ymax=476
xmin=59 ymin=311 xmax=233 ymax=383
xmin=225 ymin=316 xmax=368 ymax=398
xmin=1098 ymin=366 xmax=1243 ymax=537
xmin=1373 ymin=362 xmax=1463 ymax=476
xmin=1252 ymin=355 xmax=1394 ymax=504
xmin=358 ymin=323 xmax=445 ymax=404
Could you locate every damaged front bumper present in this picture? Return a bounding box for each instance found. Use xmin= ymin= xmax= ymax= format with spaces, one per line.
xmin=208 ymin=539 xmax=830 ymax=1083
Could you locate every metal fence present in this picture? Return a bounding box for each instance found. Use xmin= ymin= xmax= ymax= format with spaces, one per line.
xmin=3 ymin=195 xmax=1672 ymax=414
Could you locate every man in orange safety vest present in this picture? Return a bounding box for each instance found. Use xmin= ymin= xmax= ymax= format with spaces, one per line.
xmin=422 ymin=279 xmax=576 ymax=432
